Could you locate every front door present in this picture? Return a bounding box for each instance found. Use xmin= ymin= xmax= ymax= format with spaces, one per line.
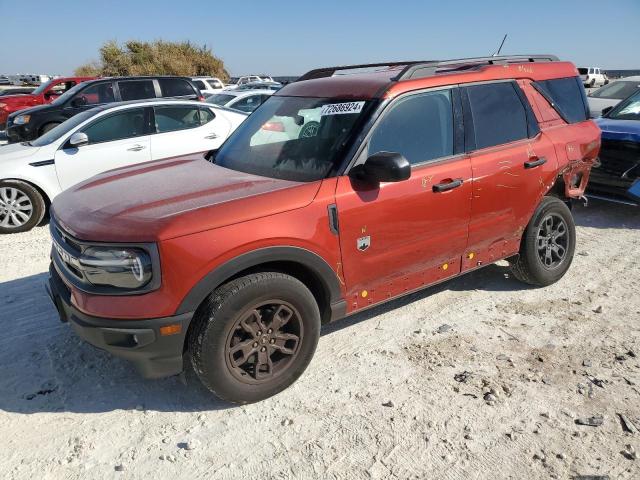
xmin=335 ymin=88 xmax=472 ymax=311
xmin=55 ymin=107 xmax=152 ymax=189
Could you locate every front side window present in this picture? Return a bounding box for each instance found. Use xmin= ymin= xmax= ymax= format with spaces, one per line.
xmin=465 ymin=82 xmax=528 ymax=149
xmin=118 ymin=80 xmax=156 ymax=101
xmin=590 ymin=81 xmax=640 ymax=100
xmin=368 ymin=89 xmax=453 ymax=165
xmin=154 ymin=106 xmax=201 ymax=133
xmin=159 ymin=78 xmax=196 ymax=97
xmin=533 ymin=77 xmax=589 ymax=123
xmin=608 ymin=90 xmax=640 ymax=121
xmin=214 ymin=96 xmax=371 ymax=182
xmin=230 ymin=95 xmax=264 ymax=113
xmin=71 ymin=82 xmax=115 ymax=106
xmin=82 ymin=108 xmax=147 ymax=144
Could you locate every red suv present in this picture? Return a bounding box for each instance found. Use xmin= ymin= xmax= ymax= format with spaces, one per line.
xmin=0 ymin=76 xmax=94 ymax=131
xmin=47 ymin=55 xmax=600 ymax=404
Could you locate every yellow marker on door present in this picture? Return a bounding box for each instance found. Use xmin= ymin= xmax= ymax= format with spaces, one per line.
xmin=361 ymin=290 xmax=368 ymax=298
xmin=442 ymin=263 xmax=449 ymax=271
xmin=467 ymin=252 xmax=475 ymax=260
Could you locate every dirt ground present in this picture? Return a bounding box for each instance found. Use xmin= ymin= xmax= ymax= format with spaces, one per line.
xmin=0 ymin=199 xmax=638 ymax=480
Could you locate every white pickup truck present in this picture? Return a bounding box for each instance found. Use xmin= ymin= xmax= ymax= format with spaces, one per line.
xmin=579 ymin=67 xmax=608 ymax=88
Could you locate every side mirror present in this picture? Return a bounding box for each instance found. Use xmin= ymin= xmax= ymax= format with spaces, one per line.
xmin=601 ymin=106 xmax=613 ymax=117
xmin=350 ymin=151 xmax=411 ymax=184
xmin=68 ymin=132 xmax=89 ymax=148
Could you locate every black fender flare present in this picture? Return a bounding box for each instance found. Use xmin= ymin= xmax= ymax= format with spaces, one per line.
xmin=175 ymin=246 xmax=346 ymax=322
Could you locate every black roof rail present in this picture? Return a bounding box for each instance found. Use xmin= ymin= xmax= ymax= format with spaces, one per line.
xmin=296 ymin=55 xmax=560 ymax=83
xmin=296 ymin=61 xmax=435 ymax=82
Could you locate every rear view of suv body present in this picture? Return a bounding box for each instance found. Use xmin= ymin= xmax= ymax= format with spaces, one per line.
xmin=47 ymin=55 xmax=600 ymax=404
xmin=6 ymin=76 xmax=203 ymax=143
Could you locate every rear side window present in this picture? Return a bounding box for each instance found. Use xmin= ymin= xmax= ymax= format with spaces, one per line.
xmin=199 ymin=107 xmax=215 ymax=125
xmin=119 ymin=80 xmax=156 ymax=101
xmin=368 ymin=89 xmax=453 ymax=165
xmin=158 ymin=78 xmax=197 ymax=97
xmin=154 ymin=105 xmax=201 ymax=133
xmin=533 ymin=77 xmax=589 ymax=123
xmin=464 ymin=82 xmax=529 ymax=150
xmin=193 ymin=80 xmax=207 ymax=90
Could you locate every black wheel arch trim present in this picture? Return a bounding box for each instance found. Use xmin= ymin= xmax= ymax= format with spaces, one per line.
xmin=175 ymin=246 xmax=346 ymax=323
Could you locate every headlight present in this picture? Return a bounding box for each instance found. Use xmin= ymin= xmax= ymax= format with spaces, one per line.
xmin=14 ymin=114 xmax=31 ymax=125
xmin=79 ymin=247 xmax=153 ymax=289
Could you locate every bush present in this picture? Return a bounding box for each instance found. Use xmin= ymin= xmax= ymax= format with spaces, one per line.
xmin=75 ymin=40 xmax=229 ymax=81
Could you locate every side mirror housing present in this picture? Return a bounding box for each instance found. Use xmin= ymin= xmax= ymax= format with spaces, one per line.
xmin=350 ymin=151 xmax=411 ymax=184
xmin=68 ymin=132 xmax=89 ymax=148
xmin=601 ymin=106 xmax=613 ymax=117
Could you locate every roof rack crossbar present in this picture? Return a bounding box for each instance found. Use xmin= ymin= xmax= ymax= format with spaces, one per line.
xmin=296 ymin=55 xmax=560 ymax=83
xmin=296 ymin=60 xmax=435 ymax=82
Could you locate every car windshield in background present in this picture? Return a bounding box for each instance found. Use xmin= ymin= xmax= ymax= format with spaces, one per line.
xmin=29 ymin=110 xmax=97 ymax=147
xmin=50 ymin=82 xmax=88 ymax=105
xmin=31 ymin=80 xmax=54 ymax=95
xmin=206 ymin=94 xmax=236 ymax=106
xmin=608 ymin=90 xmax=640 ymax=121
xmin=214 ymin=96 xmax=371 ymax=182
xmin=590 ymin=81 xmax=640 ymax=100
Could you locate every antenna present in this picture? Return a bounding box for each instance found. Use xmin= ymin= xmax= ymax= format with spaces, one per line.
xmin=492 ymin=34 xmax=508 ymax=57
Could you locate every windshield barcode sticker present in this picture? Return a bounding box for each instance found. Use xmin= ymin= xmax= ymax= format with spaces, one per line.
xmin=321 ymin=101 xmax=365 ymax=116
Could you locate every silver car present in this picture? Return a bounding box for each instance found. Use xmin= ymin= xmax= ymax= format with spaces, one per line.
xmin=587 ymin=76 xmax=640 ymax=117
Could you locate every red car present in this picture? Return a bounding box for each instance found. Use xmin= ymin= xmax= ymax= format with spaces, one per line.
xmin=0 ymin=76 xmax=94 ymax=130
xmin=47 ymin=55 xmax=600 ymax=404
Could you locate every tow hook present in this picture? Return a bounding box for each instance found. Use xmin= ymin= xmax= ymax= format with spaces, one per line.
xmin=578 ymin=195 xmax=588 ymax=207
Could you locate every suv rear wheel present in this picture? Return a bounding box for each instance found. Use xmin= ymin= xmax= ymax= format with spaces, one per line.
xmin=189 ymin=272 xmax=321 ymax=404
xmin=510 ymin=196 xmax=576 ymax=286
xmin=0 ymin=180 xmax=46 ymax=234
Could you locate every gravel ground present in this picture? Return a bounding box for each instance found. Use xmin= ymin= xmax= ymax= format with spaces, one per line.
xmin=0 ymin=199 xmax=639 ymax=480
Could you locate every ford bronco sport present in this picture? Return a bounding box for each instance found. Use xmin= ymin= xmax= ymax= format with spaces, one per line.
xmin=46 ymin=55 xmax=600 ymax=404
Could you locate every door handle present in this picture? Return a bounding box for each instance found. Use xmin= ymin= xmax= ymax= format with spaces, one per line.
xmin=432 ymin=178 xmax=463 ymax=193
xmin=524 ymin=156 xmax=547 ymax=169
xmin=127 ymin=145 xmax=146 ymax=152
xmin=204 ymin=133 xmax=218 ymax=139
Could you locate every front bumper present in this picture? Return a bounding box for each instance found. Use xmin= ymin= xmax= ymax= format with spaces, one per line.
xmin=47 ymin=263 xmax=194 ymax=379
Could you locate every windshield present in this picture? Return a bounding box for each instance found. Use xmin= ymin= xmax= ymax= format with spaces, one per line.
xmin=31 ymin=80 xmax=55 ymax=95
xmin=214 ymin=96 xmax=372 ymax=182
xmin=30 ymin=109 xmax=97 ymax=147
xmin=206 ymin=93 xmax=236 ymax=106
xmin=50 ymin=81 xmax=90 ymax=106
xmin=608 ymin=90 xmax=640 ymax=121
xmin=590 ymin=81 xmax=640 ymax=100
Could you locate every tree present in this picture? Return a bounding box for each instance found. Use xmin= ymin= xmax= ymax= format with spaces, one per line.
xmin=75 ymin=40 xmax=229 ymax=81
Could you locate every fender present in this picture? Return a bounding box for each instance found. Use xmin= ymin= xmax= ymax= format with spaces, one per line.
xmin=175 ymin=246 xmax=347 ymax=323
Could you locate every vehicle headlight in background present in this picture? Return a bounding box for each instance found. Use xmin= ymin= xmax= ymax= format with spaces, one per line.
xmin=79 ymin=247 xmax=153 ymax=289
xmin=14 ymin=114 xmax=31 ymax=125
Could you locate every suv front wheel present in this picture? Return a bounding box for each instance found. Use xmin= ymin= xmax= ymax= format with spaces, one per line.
xmin=510 ymin=196 xmax=576 ymax=287
xmin=189 ymin=272 xmax=321 ymax=404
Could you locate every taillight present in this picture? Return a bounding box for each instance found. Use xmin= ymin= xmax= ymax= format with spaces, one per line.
xmin=261 ymin=121 xmax=285 ymax=132
xmin=198 ymin=95 xmax=205 ymax=102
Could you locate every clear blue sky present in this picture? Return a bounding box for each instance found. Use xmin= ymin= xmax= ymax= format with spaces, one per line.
xmin=0 ymin=0 xmax=638 ymax=76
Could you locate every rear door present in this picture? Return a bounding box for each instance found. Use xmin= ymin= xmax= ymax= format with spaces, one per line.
xmin=54 ymin=107 xmax=152 ymax=189
xmin=460 ymin=81 xmax=557 ymax=272
xmin=336 ymin=87 xmax=472 ymax=309
xmin=150 ymin=104 xmax=230 ymax=159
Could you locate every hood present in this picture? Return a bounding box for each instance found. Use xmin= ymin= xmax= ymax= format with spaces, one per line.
xmin=595 ymin=117 xmax=640 ymax=143
xmin=587 ymin=97 xmax=619 ymax=117
xmin=0 ymin=93 xmax=40 ymax=105
xmin=0 ymin=142 xmax=42 ymax=162
xmin=7 ymin=102 xmax=58 ymax=119
xmin=51 ymin=154 xmax=321 ymax=242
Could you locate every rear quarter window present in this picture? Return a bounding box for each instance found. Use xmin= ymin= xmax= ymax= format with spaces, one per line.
xmin=533 ymin=77 xmax=589 ymax=124
xmin=159 ymin=78 xmax=197 ymax=98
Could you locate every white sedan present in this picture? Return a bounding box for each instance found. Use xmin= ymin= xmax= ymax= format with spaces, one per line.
xmin=0 ymin=99 xmax=247 ymax=233
xmin=206 ymin=89 xmax=274 ymax=113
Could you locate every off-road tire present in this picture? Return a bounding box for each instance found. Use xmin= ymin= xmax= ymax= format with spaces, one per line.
xmin=510 ymin=196 xmax=576 ymax=287
xmin=0 ymin=180 xmax=46 ymax=234
xmin=189 ymin=272 xmax=321 ymax=404
xmin=40 ymin=122 xmax=60 ymax=135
